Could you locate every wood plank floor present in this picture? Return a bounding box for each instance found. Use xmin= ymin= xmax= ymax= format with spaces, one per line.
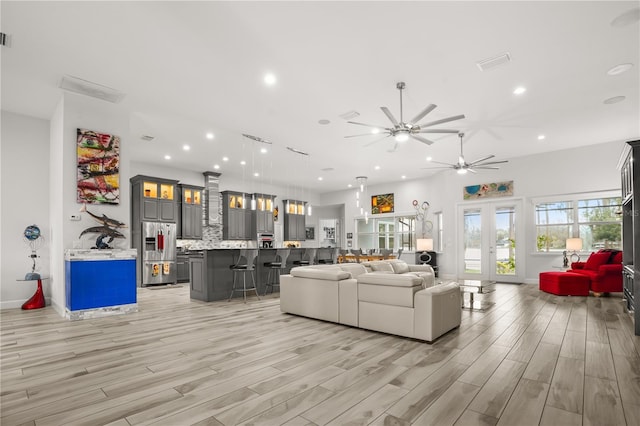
xmin=1 ymin=283 xmax=638 ymax=425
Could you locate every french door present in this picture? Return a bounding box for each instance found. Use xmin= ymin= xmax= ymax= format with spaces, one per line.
xmin=458 ymin=200 xmax=524 ymax=283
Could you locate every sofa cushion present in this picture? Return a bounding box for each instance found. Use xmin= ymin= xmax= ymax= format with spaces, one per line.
xmin=337 ymin=263 xmax=367 ymax=277
xmin=390 ymin=261 xmax=410 ymax=274
xmin=369 ymin=262 xmax=394 ymax=273
xmin=290 ymin=267 xmax=351 ymax=281
xmin=357 ymin=272 xmax=422 ymax=288
xmin=584 ymin=252 xmax=610 ymax=271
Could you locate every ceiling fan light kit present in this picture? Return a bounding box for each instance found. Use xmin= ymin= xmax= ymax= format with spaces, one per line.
xmin=345 ymin=82 xmax=465 ymax=149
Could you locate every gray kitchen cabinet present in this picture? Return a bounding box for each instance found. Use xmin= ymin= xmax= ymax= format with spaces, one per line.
xmin=189 ymin=253 xmax=208 ymax=301
xmin=177 ymin=184 xmax=203 ymax=239
xmin=283 ymin=199 xmax=306 ymax=241
xmin=130 ymin=175 xmax=178 ymax=223
xmin=221 ymin=191 xmax=251 ymax=240
xmin=253 ymin=193 xmax=275 ymax=234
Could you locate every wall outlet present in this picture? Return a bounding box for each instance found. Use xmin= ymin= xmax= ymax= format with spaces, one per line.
xmin=70 ymin=214 xmax=81 ymax=221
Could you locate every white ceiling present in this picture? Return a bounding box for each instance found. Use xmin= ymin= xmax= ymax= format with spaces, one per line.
xmin=2 ymin=1 xmax=639 ymax=193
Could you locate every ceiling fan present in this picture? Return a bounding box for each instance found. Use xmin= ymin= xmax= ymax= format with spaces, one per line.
xmin=345 ymin=82 xmax=465 ymax=148
xmin=423 ymin=132 xmax=508 ymax=174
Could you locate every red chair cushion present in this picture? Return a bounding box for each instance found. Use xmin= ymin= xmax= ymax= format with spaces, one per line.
xmin=584 ymin=252 xmax=610 ymax=271
xmin=611 ymin=251 xmax=623 ymax=264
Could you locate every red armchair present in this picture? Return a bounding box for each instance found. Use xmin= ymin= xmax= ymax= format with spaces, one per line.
xmin=568 ymin=250 xmax=623 ymax=295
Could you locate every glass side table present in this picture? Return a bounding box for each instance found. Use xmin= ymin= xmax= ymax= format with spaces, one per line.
xmin=17 ymin=276 xmax=48 ymax=310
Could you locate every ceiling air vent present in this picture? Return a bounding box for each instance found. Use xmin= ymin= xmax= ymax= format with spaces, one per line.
xmin=339 ymin=110 xmax=360 ymax=120
xmin=476 ymin=53 xmax=511 ymax=72
xmin=59 ymin=75 xmax=126 ymax=103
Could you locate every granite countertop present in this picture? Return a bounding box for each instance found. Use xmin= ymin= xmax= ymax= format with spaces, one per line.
xmin=65 ymin=248 xmax=137 ymax=260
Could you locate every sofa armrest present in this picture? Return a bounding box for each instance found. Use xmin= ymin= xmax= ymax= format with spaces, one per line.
xmin=290 ymin=267 xmax=350 ymax=281
xmin=414 ymin=282 xmax=461 ymax=341
xmin=408 ymin=264 xmax=434 ymax=274
xmin=598 ymin=263 xmax=623 ymax=277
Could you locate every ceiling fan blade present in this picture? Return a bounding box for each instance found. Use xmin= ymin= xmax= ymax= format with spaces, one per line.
xmin=469 ymin=155 xmax=495 ymax=165
xmin=380 ymin=107 xmax=399 ymax=127
xmin=472 ymin=166 xmax=500 ymax=170
xmin=422 ymin=166 xmax=454 ymax=170
xmin=418 ymin=129 xmax=460 ymax=134
xmin=411 ymin=135 xmax=434 ymax=145
xmin=427 ymin=160 xmax=456 ymax=166
xmin=420 ymin=114 xmax=466 ymax=128
xmin=345 ymin=132 xmax=389 ymax=138
xmin=387 ymin=142 xmax=399 ymax=153
xmin=409 ymin=104 xmax=437 ymax=124
xmin=363 ymin=135 xmax=391 ymax=147
xmin=467 ymin=168 xmax=478 ymax=174
xmin=347 ymin=121 xmax=389 ymax=130
xmin=475 ymin=160 xmax=509 ymax=166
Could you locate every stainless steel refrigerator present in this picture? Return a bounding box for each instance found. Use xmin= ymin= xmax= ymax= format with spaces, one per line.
xmin=141 ymin=222 xmax=177 ymax=286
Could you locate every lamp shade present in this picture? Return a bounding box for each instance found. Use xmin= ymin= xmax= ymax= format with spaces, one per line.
xmin=417 ymin=238 xmax=433 ymax=251
xmin=566 ymin=238 xmax=583 ymax=251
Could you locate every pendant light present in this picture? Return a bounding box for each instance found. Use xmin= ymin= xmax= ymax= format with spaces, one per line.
xmin=356 ymin=176 xmax=368 ymax=224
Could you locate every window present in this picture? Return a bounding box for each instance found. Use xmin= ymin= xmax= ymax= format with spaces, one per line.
xmin=355 ymin=215 xmax=416 ymax=251
xmin=535 ymin=194 xmax=621 ymax=252
xmin=435 ymin=211 xmax=443 ymax=252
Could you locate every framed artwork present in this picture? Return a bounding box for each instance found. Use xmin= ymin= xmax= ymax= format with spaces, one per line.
xmin=347 ymin=232 xmax=353 ymax=239
xmin=371 ymin=193 xmax=394 ymax=214
xmin=77 ymin=128 xmax=120 ymax=204
xmin=464 ymin=181 xmax=514 ymax=200
xmin=305 ymin=226 xmax=315 ymax=240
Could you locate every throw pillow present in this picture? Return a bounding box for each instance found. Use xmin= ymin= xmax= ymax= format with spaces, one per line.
xmin=390 ymin=261 xmax=410 ymax=274
xmin=611 ymin=251 xmax=623 ymax=264
xmin=370 ymin=262 xmax=394 ymax=273
xmin=584 ymin=252 xmax=610 ymax=271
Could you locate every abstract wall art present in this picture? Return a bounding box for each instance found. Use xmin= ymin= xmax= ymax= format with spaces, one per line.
xmin=77 ymin=128 xmax=120 ymax=204
xmin=371 ymin=193 xmax=394 ymax=214
xmin=463 ymin=181 xmax=514 ymax=200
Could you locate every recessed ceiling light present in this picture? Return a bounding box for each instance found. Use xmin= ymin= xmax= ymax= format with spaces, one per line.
xmin=222 ymin=156 xmax=229 ymax=162
xmin=318 ymin=177 xmax=323 ymax=181
xmin=164 ymin=155 xmax=171 ymax=160
xmin=264 ymin=73 xmax=277 ymax=86
xmin=253 ymin=172 xmax=259 ymax=177
xmin=347 ymin=184 xmax=353 ymax=188
xmin=183 ymin=144 xmax=190 ymax=151
xmin=604 ymin=96 xmax=626 ymax=104
xmin=374 ymin=165 xmax=381 ymax=170
xmin=513 ymin=86 xmax=527 ymax=95
xmin=607 ymin=63 xmax=634 ymax=76
xmin=318 ymin=119 xmax=330 ymax=125
xmin=401 ymin=175 xmax=407 ymax=179
xmin=213 ymin=164 xmax=220 ymax=169
xmin=260 ymin=147 xmax=267 ymax=154
xmin=206 ymin=132 xmax=215 ymax=140
xmin=240 ymin=160 xmax=246 ymax=165
xmin=426 ymin=156 xmax=432 ymax=162
xmin=537 ymin=135 xmax=546 ymax=140
xmin=371 ymin=128 xmax=380 ymax=134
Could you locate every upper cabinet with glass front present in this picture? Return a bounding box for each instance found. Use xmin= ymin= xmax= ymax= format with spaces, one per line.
xmin=131 ymin=175 xmax=179 ymax=222
xmin=253 ymin=193 xmax=275 ymax=234
xmin=177 ymin=184 xmax=204 ymax=239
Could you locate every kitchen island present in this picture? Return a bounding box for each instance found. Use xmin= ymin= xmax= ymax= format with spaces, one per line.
xmin=190 ymin=248 xmax=329 ymax=302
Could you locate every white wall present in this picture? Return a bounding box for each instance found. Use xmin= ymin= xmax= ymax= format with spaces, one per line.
xmin=320 ymin=140 xmax=624 ymax=283
xmin=1 ymin=111 xmax=51 ymax=308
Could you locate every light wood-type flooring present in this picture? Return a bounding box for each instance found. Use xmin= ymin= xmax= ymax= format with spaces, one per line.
xmin=1 ymin=283 xmax=639 ymax=425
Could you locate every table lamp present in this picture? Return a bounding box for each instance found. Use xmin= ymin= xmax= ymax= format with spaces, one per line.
xmin=417 ymin=238 xmax=433 ymax=252
xmin=566 ymin=238 xmax=583 ymax=263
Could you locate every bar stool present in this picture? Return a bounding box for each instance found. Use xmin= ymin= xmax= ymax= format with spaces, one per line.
xmin=228 ymin=249 xmax=260 ymax=303
xmin=339 ymin=249 xmax=353 ymax=263
xmin=380 ymin=249 xmax=393 ymax=259
xmin=350 ymin=248 xmax=363 ymax=263
xmin=294 ymin=248 xmax=317 ymax=266
xmin=264 ymin=248 xmax=290 ymax=295
xmin=396 ymin=248 xmax=404 ymax=260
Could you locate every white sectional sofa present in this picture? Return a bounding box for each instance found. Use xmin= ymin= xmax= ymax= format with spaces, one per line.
xmin=279 ymin=260 xmax=461 ymax=342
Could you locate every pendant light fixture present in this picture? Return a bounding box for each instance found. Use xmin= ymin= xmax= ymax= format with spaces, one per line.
xmin=356 ymin=176 xmax=369 ymax=223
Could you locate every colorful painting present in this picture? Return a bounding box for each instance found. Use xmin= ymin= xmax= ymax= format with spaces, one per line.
xmin=463 ymin=181 xmax=514 ymax=200
xmin=371 ymin=193 xmax=394 ymax=214
xmin=77 ymin=128 xmax=120 ymax=204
